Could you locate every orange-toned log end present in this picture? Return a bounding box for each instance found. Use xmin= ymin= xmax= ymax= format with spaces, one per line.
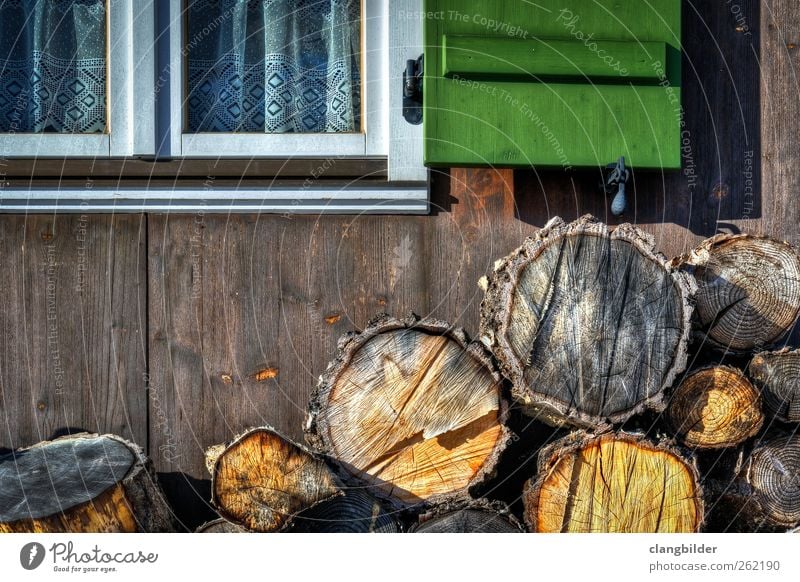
xmin=667 ymin=366 xmax=763 ymax=449
xmin=306 ymin=314 xmax=509 ymax=507
xmin=524 ymin=433 xmax=703 ymax=533
xmin=211 ymin=427 xmax=342 ymax=532
xmin=0 ymin=434 xmax=174 ymax=533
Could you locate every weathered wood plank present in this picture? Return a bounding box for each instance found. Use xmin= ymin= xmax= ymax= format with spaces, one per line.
xmin=0 ymin=215 xmax=147 ymax=451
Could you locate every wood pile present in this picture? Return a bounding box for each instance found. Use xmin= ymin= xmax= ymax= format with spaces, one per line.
xmin=3 ymin=215 xmax=800 ymax=533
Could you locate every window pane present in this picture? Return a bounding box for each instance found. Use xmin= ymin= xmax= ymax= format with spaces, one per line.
xmin=0 ymin=0 xmax=107 ymax=134
xmin=186 ymin=0 xmax=361 ymax=134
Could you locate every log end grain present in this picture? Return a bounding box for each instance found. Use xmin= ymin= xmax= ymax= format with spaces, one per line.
xmin=0 ymin=433 xmax=174 ymax=533
xmin=211 ymin=427 xmax=342 ymax=532
xmin=750 ymin=349 xmax=800 ymax=423
xmin=676 ymin=234 xmax=800 ymax=352
xmin=480 ymin=215 xmax=695 ymax=427
xmin=306 ymin=313 xmax=510 ymax=508
xmin=290 ymin=489 xmax=399 ymax=533
xmin=667 ymin=366 xmax=763 ymax=449
xmin=411 ymin=500 xmax=525 ymax=533
xmin=523 ymin=433 xmax=703 ymax=533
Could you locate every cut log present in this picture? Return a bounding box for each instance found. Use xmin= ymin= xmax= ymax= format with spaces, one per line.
xmin=0 ymin=433 xmax=174 ymax=533
xmin=720 ymin=434 xmax=800 ymax=530
xmin=523 ymin=432 xmax=703 ymax=533
xmin=411 ymin=501 xmax=524 ymax=533
xmin=290 ymin=490 xmax=399 ymax=533
xmin=667 ymin=366 xmax=763 ymax=449
xmin=480 ymin=215 xmax=694 ymax=427
xmin=750 ymin=349 xmax=800 ymax=423
xmin=196 ymin=518 xmax=246 ymax=533
xmin=210 ymin=427 xmax=342 ymax=532
xmin=673 ymin=234 xmax=800 ymax=351
xmin=306 ymin=314 xmax=509 ymax=507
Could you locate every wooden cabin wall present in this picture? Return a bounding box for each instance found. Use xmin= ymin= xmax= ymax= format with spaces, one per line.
xmin=1 ymin=1 xmax=798 ymax=527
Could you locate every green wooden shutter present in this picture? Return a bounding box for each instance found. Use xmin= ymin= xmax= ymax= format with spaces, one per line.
xmin=422 ymin=0 xmax=682 ymax=170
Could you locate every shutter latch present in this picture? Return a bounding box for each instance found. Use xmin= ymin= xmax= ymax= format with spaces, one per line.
xmin=601 ymin=156 xmax=631 ymax=217
xmin=403 ymin=55 xmax=424 ymax=125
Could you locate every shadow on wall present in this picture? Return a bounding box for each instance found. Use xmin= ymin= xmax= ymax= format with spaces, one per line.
xmin=506 ymin=1 xmax=762 ymax=236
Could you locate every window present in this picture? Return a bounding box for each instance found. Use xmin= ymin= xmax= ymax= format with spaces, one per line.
xmin=0 ymin=0 xmax=154 ymax=157
xmin=0 ymin=0 xmax=427 ymax=212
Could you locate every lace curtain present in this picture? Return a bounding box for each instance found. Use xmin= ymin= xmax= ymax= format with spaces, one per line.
xmin=0 ymin=0 xmax=107 ymax=133
xmin=187 ymin=0 xmax=361 ymax=133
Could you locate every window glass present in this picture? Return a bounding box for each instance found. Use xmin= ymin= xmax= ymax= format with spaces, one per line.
xmin=0 ymin=0 xmax=107 ymax=133
xmin=186 ymin=0 xmax=361 ymax=134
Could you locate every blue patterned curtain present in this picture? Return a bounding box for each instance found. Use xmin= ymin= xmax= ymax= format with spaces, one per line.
xmin=0 ymin=0 xmax=106 ymax=133
xmin=187 ymin=0 xmax=361 ymax=133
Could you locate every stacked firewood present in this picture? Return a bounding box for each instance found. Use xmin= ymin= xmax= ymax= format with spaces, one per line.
xmin=2 ymin=216 xmax=799 ymax=533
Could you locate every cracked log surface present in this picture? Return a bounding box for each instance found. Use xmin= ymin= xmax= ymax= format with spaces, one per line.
xmin=749 ymin=348 xmax=800 ymax=423
xmin=674 ymin=234 xmax=800 ymax=352
xmin=289 ymin=489 xmax=399 ymax=533
xmin=523 ymin=432 xmax=703 ymax=533
xmin=411 ymin=501 xmax=524 ymax=533
xmin=720 ymin=434 xmax=800 ymax=530
xmin=0 ymin=433 xmax=174 ymax=532
xmin=480 ymin=216 xmax=694 ymax=427
xmin=667 ymin=366 xmax=763 ymax=449
xmin=210 ymin=427 xmax=341 ymax=532
xmin=306 ymin=314 xmax=509 ymax=507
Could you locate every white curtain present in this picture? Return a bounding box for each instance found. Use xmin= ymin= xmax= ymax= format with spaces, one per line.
xmin=187 ymin=0 xmax=361 ymax=133
xmin=0 ymin=0 xmax=106 ymax=133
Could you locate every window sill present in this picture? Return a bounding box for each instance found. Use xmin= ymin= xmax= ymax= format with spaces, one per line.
xmin=0 ymin=181 xmax=430 ymax=214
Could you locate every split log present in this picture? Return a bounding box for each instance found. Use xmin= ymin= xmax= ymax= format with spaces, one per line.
xmin=306 ymin=314 xmax=509 ymax=507
xmin=719 ymin=434 xmax=800 ymax=530
xmin=667 ymin=366 xmax=763 ymax=449
xmin=196 ymin=518 xmax=247 ymax=533
xmin=290 ymin=490 xmax=399 ymax=533
xmin=673 ymin=234 xmax=800 ymax=351
xmin=0 ymin=433 xmax=174 ymax=533
xmin=523 ymin=432 xmax=703 ymax=533
xmin=210 ymin=427 xmax=342 ymax=532
xmin=411 ymin=501 xmax=524 ymax=533
xmin=750 ymin=349 xmax=800 ymax=423
xmin=480 ymin=216 xmax=694 ymax=427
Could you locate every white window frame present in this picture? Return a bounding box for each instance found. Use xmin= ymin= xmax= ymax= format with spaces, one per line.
xmin=0 ymin=0 xmax=156 ymax=158
xmin=0 ymin=0 xmax=428 ymax=213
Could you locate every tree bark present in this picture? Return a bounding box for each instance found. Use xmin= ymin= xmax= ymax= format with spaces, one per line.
xmin=667 ymin=366 xmax=763 ymax=449
xmin=673 ymin=234 xmax=800 ymax=352
xmin=522 ymin=432 xmax=704 ymax=533
xmin=749 ymin=348 xmax=800 ymax=423
xmin=290 ymin=490 xmax=399 ymax=533
xmin=0 ymin=433 xmax=174 ymax=533
xmin=411 ymin=500 xmax=524 ymax=533
xmin=480 ymin=215 xmax=694 ymax=428
xmin=717 ymin=434 xmax=800 ymax=530
xmin=210 ymin=427 xmax=342 ymax=532
xmin=306 ymin=313 xmax=510 ymax=508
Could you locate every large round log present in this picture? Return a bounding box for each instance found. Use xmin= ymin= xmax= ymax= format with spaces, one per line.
xmin=720 ymin=434 xmax=800 ymax=530
xmin=523 ymin=432 xmax=703 ymax=533
xmin=667 ymin=366 xmax=763 ymax=449
xmin=411 ymin=501 xmax=524 ymax=533
xmin=673 ymin=234 xmax=800 ymax=351
xmin=749 ymin=348 xmax=800 ymax=423
xmin=210 ymin=427 xmax=342 ymax=532
xmin=0 ymin=433 xmax=174 ymax=533
xmin=290 ymin=490 xmax=399 ymax=533
xmin=306 ymin=314 xmax=509 ymax=507
xmin=480 ymin=216 xmax=694 ymax=427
